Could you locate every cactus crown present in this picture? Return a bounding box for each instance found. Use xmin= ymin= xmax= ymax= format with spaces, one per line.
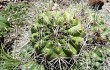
xmin=31 ymin=11 xmax=84 ymax=60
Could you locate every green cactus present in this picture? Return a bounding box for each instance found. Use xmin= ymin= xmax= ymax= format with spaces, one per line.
xmin=85 ymin=12 xmax=110 ymax=45
xmin=31 ymin=11 xmax=85 ymax=60
xmin=73 ymin=12 xmax=110 ymax=70
xmin=74 ymin=46 xmax=110 ymax=70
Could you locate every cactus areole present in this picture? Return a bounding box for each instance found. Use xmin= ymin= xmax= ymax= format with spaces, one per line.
xmin=31 ymin=11 xmax=85 ymax=60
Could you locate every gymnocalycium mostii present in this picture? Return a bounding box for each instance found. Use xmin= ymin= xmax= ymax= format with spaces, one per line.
xmin=31 ymin=10 xmax=85 ymax=69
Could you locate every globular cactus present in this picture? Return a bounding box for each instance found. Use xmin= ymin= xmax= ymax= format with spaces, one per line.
xmin=75 ymin=12 xmax=110 ymax=70
xmin=31 ymin=10 xmax=85 ymax=60
xmin=87 ymin=13 xmax=110 ymax=45
xmin=76 ymin=47 xmax=110 ymax=70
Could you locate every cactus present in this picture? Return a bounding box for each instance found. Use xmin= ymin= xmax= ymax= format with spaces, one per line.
xmin=87 ymin=13 xmax=110 ymax=45
xmin=73 ymin=12 xmax=110 ymax=70
xmin=31 ymin=11 xmax=85 ymax=60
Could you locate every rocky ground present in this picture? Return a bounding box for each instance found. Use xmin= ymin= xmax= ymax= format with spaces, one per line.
xmin=1 ymin=0 xmax=110 ymax=69
xmin=3 ymin=0 xmax=109 ymax=59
